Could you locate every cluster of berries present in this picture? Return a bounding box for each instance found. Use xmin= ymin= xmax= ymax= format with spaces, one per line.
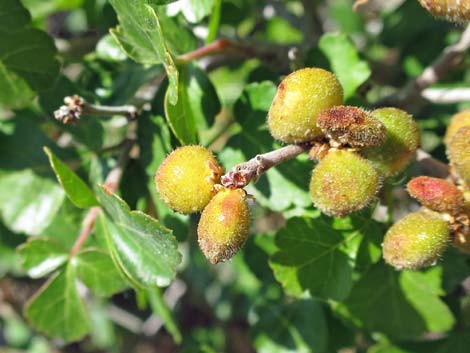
xmin=156 ymin=68 xmax=470 ymax=271
xmin=155 ymin=145 xmax=249 ymax=264
xmin=384 ymin=111 xmax=470 ymax=270
xmin=417 ymin=0 xmax=470 ymax=22
xmin=267 ymin=68 xmax=419 ymax=218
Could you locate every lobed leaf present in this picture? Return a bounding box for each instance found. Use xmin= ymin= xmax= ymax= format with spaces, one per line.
xmin=74 ymin=249 xmax=128 ymax=297
xmin=24 ymin=264 xmax=91 ymax=342
xmin=109 ymin=0 xmax=179 ymax=104
xmin=44 ymin=147 xmax=98 ymax=209
xmin=96 ymin=186 xmax=181 ymax=288
xmin=337 ymin=263 xmax=454 ymax=338
xmin=18 ymin=238 xmax=68 ymax=278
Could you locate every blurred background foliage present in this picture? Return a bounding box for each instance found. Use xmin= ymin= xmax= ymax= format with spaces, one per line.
xmin=0 ymin=0 xmax=469 ymax=352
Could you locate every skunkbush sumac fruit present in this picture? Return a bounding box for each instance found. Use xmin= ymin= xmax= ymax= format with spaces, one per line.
xmin=268 ymin=67 xmax=344 ymax=143
xmin=417 ymin=0 xmax=470 ymax=22
xmin=383 ymin=211 xmax=449 ymax=270
xmin=407 ymin=176 xmax=465 ymax=215
xmin=444 ymin=110 xmax=470 ymax=146
xmin=197 ymin=187 xmax=250 ymax=264
xmin=447 ymin=126 xmax=470 ymax=188
xmin=155 ymin=146 xmax=223 ymax=214
xmin=317 ymin=105 xmax=386 ymax=148
xmin=361 ymin=107 xmax=420 ymax=177
xmin=309 ymin=150 xmax=380 ymax=217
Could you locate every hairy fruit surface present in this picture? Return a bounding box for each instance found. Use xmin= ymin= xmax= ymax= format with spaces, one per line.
xmin=444 ymin=110 xmax=470 ymax=146
xmin=268 ymin=67 xmax=344 ymax=143
xmin=197 ymin=187 xmax=250 ymax=264
xmin=309 ymin=150 xmax=380 ymax=217
xmin=383 ymin=211 xmax=449 ymax=270
xmin=447 ymin=126 xmax=470 ymax=188
xmin=407 ymin=176 xmax=465 ymax=215
xmin=417 ymin=0 xmax=470 ymax=22
xmin=361 ymin=108 xmax=420 ymax=177
xmin=317 ymin=105 xmax=386 ymax=148
xmin=155 ymin=146 xmax=223 ymax=214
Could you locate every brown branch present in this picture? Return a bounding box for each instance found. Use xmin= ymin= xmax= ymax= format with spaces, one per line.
xmin=177 ymin=38 xmax=292 ymax=73
xmin=377 ymin=24 xmax=470 ymax=108
xmin=221 ymin=144 xmax=311 ymax=188
xmin=70 ymin=139 xmax=135 ymax=257
xmin=54 ymin=95 xmax=138 ymax=125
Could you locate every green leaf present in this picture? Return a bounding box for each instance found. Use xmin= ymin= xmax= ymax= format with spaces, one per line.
xmin=95 ymin=34 xmax=127 ymax=62
xmin=318 ymin=33 xmax=371 ymax=99
xmin=164 ymin=63 xmax=221 ymax=145
xmin=43 ymin=147 xmax=98 ymax=209
xmin=148 ymin=286 xmax=182 ymax=343
xmin=270 ymin=217 xmax=352 ymax=300
xmin=109 ymin=0 xmax=179 ymax=104
xmin=74 ymin=249 xmax=128 ymax=297
xmin=0 ymin=62 xmax=35 ymax=109
xmin=171 ymin=0 xmax=215 ymax=24
xmin=270 ymin=215 xmax=381 ymax=300
xmin=0 ymin=170 xmax=65 ymax=236
xmin=24 ymin=264 xmax=91 ymax=342
xmin=206 ymin=0 xmax=222 ymax=43
xmin=148 ymin=0 xmax=178 ymax=5
xmin=96 ymin=187 xmax=181 ymax=288
xmin=0 ymin=0 xmax=60 ymax=93
xmin=337 ymin=263 xmax=455 ymax=338
xmin=18 ymin=238 xmax=68 ymax=278
xmin=219 ymin=81 xmax=312 ymax=212
xmin=251 ymin=299 xmax=328 ymax=353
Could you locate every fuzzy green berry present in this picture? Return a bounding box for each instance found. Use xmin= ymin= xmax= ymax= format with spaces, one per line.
xmin=268 ymin=68 xmax=344 ymax=144
xmin=310 ymin=150 xmax=380 ymax=217
xmin=361 ymin=108 xmax=420 ymax=177
xmin=445 ymin=110 xmax=470 ymax=146
xmin=407 ymin=176 xmax=465 ymax=215
xmin=447 ymin=126 xmax=470 ymax=188
xmin=197 ymin=187 xmax=250 ymax=264
xmin=417 ymin=0 xmax=470 ymax=22
xmin=383 ymin=211 xmax=449 ymax=270
xmin=317 ymin=106 xmax=386 ymax=148
xmin=155 ymin=146 xmax=224 ymax=214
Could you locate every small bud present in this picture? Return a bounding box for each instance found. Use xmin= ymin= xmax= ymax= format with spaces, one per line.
xmin=268 ymin=68 xmax=344 ymax=144
xmin=383 ymin=211 xmax=449 ymax=270
xmin=444 ymin=110 xmax=470 ymax=146
xmin=417 ymin=0 xmax=470 ymax=22
xmin=197 ymin=188 xmax=250 ymax=264
xmin=317 ymin=106 xmax=386 ymax=148
xmin=310 ymin=150 xmax=380 ymax=217
xmin=407 ymin=176 xmax=465 ymax=215
xmin=361 ymin=108 xmax=420 ymax=177
xmin=155 ymin=146 xmax=224 ymax=214
xmin=447 ymin=126 xmax=470 ymax=188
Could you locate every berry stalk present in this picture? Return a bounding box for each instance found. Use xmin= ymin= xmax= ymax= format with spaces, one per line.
xmin=221 ymin=144 xmax=311 ymax=188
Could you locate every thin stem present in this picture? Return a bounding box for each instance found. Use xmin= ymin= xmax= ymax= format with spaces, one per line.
xmin=55 ymin=95 xmax=138 ymax=125
xmin=176 ymin=38 xmax=291 ymax=72
xmin=83 ymin=102 xmax=138 ymax=120
xmin=177 ymin=38 xmax=233 ymax=63
xmin=70 ymin=139 xmax=135 ymax=257
xmin=221 ymin=144 xmax=311 ymax=188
